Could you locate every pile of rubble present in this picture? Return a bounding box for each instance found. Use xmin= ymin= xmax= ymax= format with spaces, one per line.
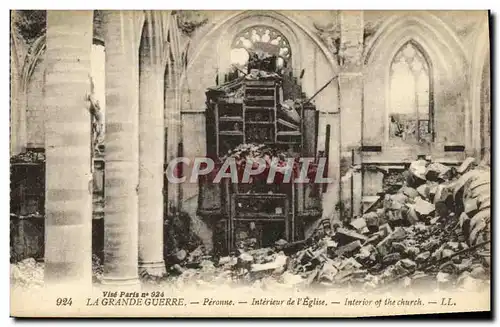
xmin=164 ymin=157 xmax=490 ymax=292
xmin=10 ymin=149 xmax=46 ymax=163
xmin=11 ymin=157 xmax=490 ymax=292
xmin=10 ymin=258 xmax=44 ymax=289
xmin=11 ymin=254 xmax=106 ymax=288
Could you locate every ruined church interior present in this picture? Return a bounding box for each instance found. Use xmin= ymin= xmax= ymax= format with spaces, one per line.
xmin=10 ymin=10 xmax=491 ymax=287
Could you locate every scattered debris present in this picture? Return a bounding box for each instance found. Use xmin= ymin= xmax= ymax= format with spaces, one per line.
xmin=11 ymin=157 xmax=490 ymax=292
xmin=10 ymin=258 xmax=44 ymax=289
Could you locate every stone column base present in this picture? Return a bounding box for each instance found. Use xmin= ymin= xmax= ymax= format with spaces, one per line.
xmin=101 ymin=276 xmax=140 ymax=286
xmin=138 ymin=261 xmax=166 ymax=277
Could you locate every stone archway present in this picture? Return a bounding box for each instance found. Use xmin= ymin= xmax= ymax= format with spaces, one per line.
xmin=363 ymin=12 xmax=469 ymax=159
xmin=178 ymin=10 xmax=341 ymax=187
xmin=176 ymin=11 xmax=343 ymax=240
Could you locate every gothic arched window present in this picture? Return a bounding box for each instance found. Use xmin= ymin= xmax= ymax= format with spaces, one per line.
xmin=389 ymin=42 xmax=433 ymax=144
xmin=229 ymin=26 xmax=291 ymax=75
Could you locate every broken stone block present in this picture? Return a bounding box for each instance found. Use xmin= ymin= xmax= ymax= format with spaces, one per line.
xmin=446 ymin=242 xmax=460 ymax=251
xmin=324 ymin=238 xmax=337 ymax=249
xmin=431 ymin=244 xmax=445 ymax=261
xmin=318 ymin=261 xmax=339 ymax=282
xmin=376 ymin=235 xmax=392 ymax=257
xmin=250 ymin=253 xmax=287 ymax=272
xmin=365 ymin=232 xmax=382 ymax=245
xmin=363 ymin=212 xmax=379 ymax=228
xmin=405 ymin=207 xmax=420 ymax=224
xmin=335 ymin=240 xmax=362 ymax=257
xmin=469 ymin=221 xmax=487 ymax=246
xmin=189 ymin=245 xmax=208 ymax=263
xmin=441 ymin=249 xmax=454 ymax=259
xmin=238 ymin=252 xmax=254 ymax=264
xmin=413 ymin=197 xmax=435 ymax=216
xmin=457 ymin=157 xmax=476 ymax=174
xmin=218 ymin=256 xmax=234 ymax=265
xmin=413 ymin=222 xmax=427 ymax=233
xmin=428 ymin=184 xmax=439 ymax=202
xmin=389 ymin=227 xmax=407 ymax=241
xmin=391 ymin=242 xmax=407 ymax=253
xmin=386 ymin=209 xmax=404 ymax=223
xmin=464 ymin=198 xmax=478 ymax=215
xmin=429 ymin=216 xmax=439 ymax=224
xmin=439 ymin=261 xmax=457 ymax=274
xmin=401 ymin=186 xmax=419 ymax=199
xmin=355 ymin=244 xmax=376 ymax=261
xmin=171 ymin=264 xmax=186 ymax=274
xmin=391 ymin=262 xmax=411 ymax=279
xmin=298 ymin=248 xmax=327 ymax=270
xmin=479 ymin=198 xmax=491 ymax=210
xmin=379 ymin=223 xmax=393 ymax=238
xmin=333 ymin=228 xmax=368 ymax=245
xmin=417 ymin=184 xmax=430 ymax=199
xmin=469 ymin=173 xmax=491 ymax=194
xmin=415 ymin=251 xmax=430 ymax=263
xmin=383 ymin=253 xmax=401 ymax=265
xmin=459 ymin=212 xmax=470 ymax=229
xmin=451 ymin=171 xmax=475 ymax=201
xmin=339 ymin=257 xmax=362 ymax=270
xmin=175 ymin=249 xmax=187 ymax=262
xmin=409 ymin=159 xmax=428 ymax=182
xmin=360 ymin=227 xmax=371 ymax=234
xmin=380 ymin=265 xmax=397 ymax=280
xmin=400 ymin=258 xmax=417 ymax=270
xmin=434 ymin=185 xmax=451 ymax=204
xmin=426 ymin=162 xmax=450 ymax=181
xmin=392 ymin=193 xmax=409 ymax=206
xmin=405 ymin=246 xmax=420 ymax=259
xmin=350 ymin=217 xmax=367 ymax=231
xmin=376 ymin=208 xmax=386 ymax=223
xmin=279 ymin=239 xmax=313 ymax=256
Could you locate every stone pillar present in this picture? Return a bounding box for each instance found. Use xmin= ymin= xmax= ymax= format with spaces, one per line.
xmin=339 ymin=11 xmax=364 ymax=219
xmin=10 ymin=13 xmax=27 ymax=156
xmin=164 ymin=23 xmax=182 ymax=215
xmin=138 ymin=17 xmax=166 ymax=276
xmin=102 ymin=10 xmax=140 ymax=285
xmin=164 ymin=76 xmax=181 ymax=215
xmin=44 ymin=10 xmax=93 ymax=285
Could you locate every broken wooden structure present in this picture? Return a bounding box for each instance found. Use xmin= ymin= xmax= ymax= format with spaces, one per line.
xmin=199 ymin=70 xmax=323 ymax=255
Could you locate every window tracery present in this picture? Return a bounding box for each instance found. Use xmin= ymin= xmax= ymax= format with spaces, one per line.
xmin=389 ymin=42 xmax=433 ymax=144
xmin=229 ymin=26 xmax=291 ymax=74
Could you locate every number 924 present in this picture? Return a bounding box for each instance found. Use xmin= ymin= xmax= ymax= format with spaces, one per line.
xmin=56 ymin=298 xmax=73 ymax=306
